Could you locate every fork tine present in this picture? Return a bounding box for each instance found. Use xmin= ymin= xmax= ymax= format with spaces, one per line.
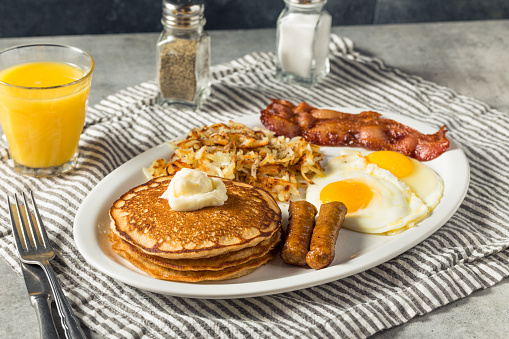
xmin=22 ymin=192 xmax=42 ymax=249
xmin=29 ymin=191 xmax=50 ymax=248
xmin=7 ymin=195 xmax=25 ymax=252
xmin=14 ymin=193 xmax=33 ymax=250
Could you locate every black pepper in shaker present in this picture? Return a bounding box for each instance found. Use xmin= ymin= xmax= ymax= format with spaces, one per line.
xmin=157 ymin=0 xmax=210 ymax=109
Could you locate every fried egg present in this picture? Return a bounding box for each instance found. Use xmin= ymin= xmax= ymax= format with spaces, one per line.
xmin=365 ymin=150 xmax=444 ymax=210
xmin=306 ymin=153 xmax=429 ymax=235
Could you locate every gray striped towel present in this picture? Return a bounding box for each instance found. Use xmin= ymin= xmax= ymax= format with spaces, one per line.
xmin=1 ymin=34 xmax=508 ymax=338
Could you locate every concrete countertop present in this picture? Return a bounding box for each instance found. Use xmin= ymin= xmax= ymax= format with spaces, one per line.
xmin=1 ymin=20 xmax=508 ymax=338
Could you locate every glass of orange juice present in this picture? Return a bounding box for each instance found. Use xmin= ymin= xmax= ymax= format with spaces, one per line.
xmin=0 ymin=44 xmax=94 ymax=177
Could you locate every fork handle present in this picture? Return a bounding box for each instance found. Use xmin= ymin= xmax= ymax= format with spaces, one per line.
xmin=32 ymin=295 xmax=60 ymax=339
xmin=40 ymin=260 xmax=86 ymax=339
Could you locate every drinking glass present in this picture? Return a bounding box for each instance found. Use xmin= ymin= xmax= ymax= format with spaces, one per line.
xmin=0 ymin=44 xmax=94 ymax=177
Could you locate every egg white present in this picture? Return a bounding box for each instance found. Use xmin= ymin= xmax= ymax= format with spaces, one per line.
xmin=344 ymin=149 xmax=445 ymax=210
xmin=306 ymin=153 xmax=429 ymax=235
xmin=402 ymin=157 xmax=444 ymax=210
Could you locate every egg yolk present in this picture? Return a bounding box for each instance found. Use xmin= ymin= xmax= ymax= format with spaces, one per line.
xmin=366 ymin=151 xmax=413 ymax=179
xmin=320 ymin=179 xmax=373 ymax=213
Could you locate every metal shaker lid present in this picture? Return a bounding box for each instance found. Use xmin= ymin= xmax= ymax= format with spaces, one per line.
xmin=285 ymin=0 xmax=327 ymax=5
xmin=162 ymin=0 xmax=205 ymax=28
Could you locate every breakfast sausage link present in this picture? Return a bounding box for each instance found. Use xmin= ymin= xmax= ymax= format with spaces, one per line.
xmin=280 ymin=200 xmax=318 ymax=266
xmin=306 ymin=202 xmax=347 ymax=270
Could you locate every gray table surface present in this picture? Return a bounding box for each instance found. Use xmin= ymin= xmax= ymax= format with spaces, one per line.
xmin=1 ymin=20 xmax=508 ymax=338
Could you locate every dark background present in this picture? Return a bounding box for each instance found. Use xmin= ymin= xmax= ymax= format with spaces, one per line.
xmin=1 ymin=0 xmax=509 ymax=37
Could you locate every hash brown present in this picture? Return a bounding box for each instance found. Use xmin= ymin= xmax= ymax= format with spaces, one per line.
xmin=143 ymin=121 xmax=324 ymax=202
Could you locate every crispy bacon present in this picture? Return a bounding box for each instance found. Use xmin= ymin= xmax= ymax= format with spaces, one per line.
xmin=260 ymin=99 xmax=450 ymax=161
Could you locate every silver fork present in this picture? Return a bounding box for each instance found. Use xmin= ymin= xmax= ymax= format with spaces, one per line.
xmin=8 ymin=192 xmax=86 ymax=339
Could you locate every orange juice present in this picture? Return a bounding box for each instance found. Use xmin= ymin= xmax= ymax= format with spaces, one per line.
xmin=0 ymin=61 xmax=92 ymax=168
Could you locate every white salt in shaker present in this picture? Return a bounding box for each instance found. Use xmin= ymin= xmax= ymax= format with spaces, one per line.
xmin=276 ymin=0 xmax=331 ymax=86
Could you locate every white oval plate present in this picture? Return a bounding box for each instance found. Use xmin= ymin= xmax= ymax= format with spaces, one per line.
xmin=74 ymin=110 xmax=470 ymax=299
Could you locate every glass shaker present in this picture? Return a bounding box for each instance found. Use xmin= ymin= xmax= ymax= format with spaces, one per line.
xmin=276 ymin=0 xmax=332 ymax=86
xmin=157 ymin=0 xmax=210 ymax=109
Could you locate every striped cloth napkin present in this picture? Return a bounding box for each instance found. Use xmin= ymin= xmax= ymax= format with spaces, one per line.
xmin=1 ymin=34 xmax=508 ymax=338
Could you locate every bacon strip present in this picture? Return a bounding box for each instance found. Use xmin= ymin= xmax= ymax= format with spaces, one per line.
xmin=260 ymin=99 xmax=450 ymax=161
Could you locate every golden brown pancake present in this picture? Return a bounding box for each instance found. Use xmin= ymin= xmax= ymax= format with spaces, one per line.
xmin=113 ymin=228 xmax=282 ymax=271
xmin=110 ymin=232 xmax=280 ymax=282
xmin=110 ymin=175 xmax=281 ymax=259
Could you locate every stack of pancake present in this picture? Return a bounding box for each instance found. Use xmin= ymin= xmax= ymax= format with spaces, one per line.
xmin=109 ymin=175 xmax=282 ymax=282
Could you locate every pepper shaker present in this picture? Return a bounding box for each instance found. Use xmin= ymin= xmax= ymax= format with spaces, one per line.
xmin=157 ymin=0 xmax=210 ymax=108
xmin=276 ymin=0 xmax=331 ymax=86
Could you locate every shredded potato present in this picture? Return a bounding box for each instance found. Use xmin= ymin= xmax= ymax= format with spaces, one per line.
xmin=143 ymin=121 xmax=324 ymax=202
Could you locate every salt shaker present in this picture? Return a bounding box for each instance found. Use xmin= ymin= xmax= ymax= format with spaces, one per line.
xmin=276 ymin=0 xmax=332 ymax=86
xmin=157 ymin=0 xmax=210 ymax=108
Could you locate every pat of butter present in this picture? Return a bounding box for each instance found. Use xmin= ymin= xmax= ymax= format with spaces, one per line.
xmin=160 ymin=168 xmax=228 ymax=211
